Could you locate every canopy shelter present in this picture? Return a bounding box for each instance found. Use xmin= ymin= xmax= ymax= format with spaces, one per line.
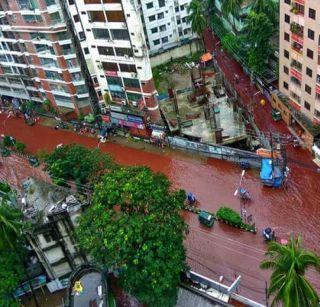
xmin=200 ymin=52 xmax=213 ymax=63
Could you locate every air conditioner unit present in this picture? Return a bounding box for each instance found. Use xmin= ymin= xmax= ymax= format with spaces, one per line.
xmin=132 ymin=100 xmax=137 ymax=106
xmin=122 ymin=100 xmax=126 ymax=105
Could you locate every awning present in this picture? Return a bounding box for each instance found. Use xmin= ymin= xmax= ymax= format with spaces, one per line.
xmin=201 ymin=53 xmax=213 ymax=62
xmin=151 ymin=130 xmax=165 ymax=138
xmin=312 ymin=144 xmax=320 ymax=156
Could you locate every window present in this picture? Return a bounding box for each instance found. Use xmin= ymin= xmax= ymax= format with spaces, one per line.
xmin=88 ymin=11 xmax=105 ymax=22
xmin=73 ymin=14 xmax=79 ymax=22
xmin=182 ymin=17 xmax=187 ymax=23
xmin=66 ymin=58 xmax=79 ymax=69
xmin=45 ymin=70 xmax=61 ymax=80
xmin=284 ymin=32 xmax=290 ymax=42
xmin=40 ymin=57 xmax=58 ymax=67
xmin=146 ymin=2 xmax=153 ymax=9
xmin=308 ymin=29 xmax=314 ymax=40
xmin=68 ymin=0 xmax=74 ymax=4
xmin=102 ymin=62 xmax=118 ymax=71
xmin=158 ymin=0 xmax=165 ymax=7
xmin=177 ymin=19 xmax=181 ymax=24
xmin=183 ymin=28 xmax=189 ymax=35
xmin=56 ymin=31 xmax=69 ymax=40
xmin=92 ymin=28 xmax=110 ymax=39
xmin=284 ymin=0 xmax=290 ymax=4
xmin=115 ymin=47 xmax=133 ymax=57
xmin=284 ymin=49 xmax=289 ymax=59
xmin=123 ymin=78 xmax=140 ymax=88
xmin=284 ymin=14 xmax=290 ymax=23
xmin=45 ymin=0 xmax=56 ymax=6
xmin=23 ymin=15 xmax=43 ymax=23
xmin=162 ymin=36 xmax=168 ymax=43
xmin=98 ymin=46 xmax=114 ymax=56
xmin=106 ymin=11 xmax=125 ymax=22
xmin=283 ymin=81 xmax=288 ymax=89
xmin=79 ymin=31 xmax=85 ymax=40
xmin=306 ymin=67 xmax=312 ymax=77
xmin=305 ymin=84 xmax=311 ymax=95
xmin=304 ymin=101 xmax=310 ymax=110
xmin=43 ymin=233 xmax=53 ymax=243
xmin=159 ymin=25 xmax=166 ymax=32
xmin=158 ymin=12 xmax=164 ymax=19
xmin=307 ymin=48 xmax=313 ymax=59
xmin=18 ymin=0 xmax=38 ymax=10
xmin=106 ymin=76 xmax=122 ymax=86
xmin=283 ymin=66 xmax=289 ymax=74
xmin=175 ymin=6 xmax=179 ymax=12
xmin=180 ymin=4 xmax=184 ymax=10
xmin=151 ymin=27 xmax=158 ymax=34
xmin=315 ymin=109 xmax=320 ymax=118
xmin=153 ymin=39 xmax=160 ymax=45
xmin=71 ymin=72 xmax=83 ymax=82
xmin=149 ymin=15 xmax=156 ymax=22
xmin=309 ymin=8 xmax=316 ymax=20
xmin=111 ymin=29 xmax=129 ymax=40
xmin=84 ymin=47 xmax=89 ymax=54
xmin=119 ymin=63 xmax=136 ymax=73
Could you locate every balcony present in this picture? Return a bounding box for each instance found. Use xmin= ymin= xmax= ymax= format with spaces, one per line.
xmin=290 ymin=68 xmax=302 ymax=81
xmin=291 ymin=42 xmax=303 ymax=55
xmin=290 ymin=22 xmax=303 ymax=38
xmin=290 ymin=4 xmax=304 ymax=16
xmin=290 ymin=60 xmax=302 ymax=72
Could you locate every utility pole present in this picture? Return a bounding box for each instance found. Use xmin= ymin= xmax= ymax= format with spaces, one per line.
xmin=173 ymin=91 xmax=181 ymax=133
xmin=270 ymin=132 xmax=274 ymax=174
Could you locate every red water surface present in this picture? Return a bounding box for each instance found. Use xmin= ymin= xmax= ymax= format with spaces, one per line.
xmin=1 ymin=120 xmax=320 ymax=302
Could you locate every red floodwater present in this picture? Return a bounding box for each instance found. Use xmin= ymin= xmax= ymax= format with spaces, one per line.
xmin=1 ymin=114 xmax=319 ymax=303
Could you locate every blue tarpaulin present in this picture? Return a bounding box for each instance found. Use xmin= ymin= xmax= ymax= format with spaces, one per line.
xmin=260 ymin=159 xmax=283 ymax=188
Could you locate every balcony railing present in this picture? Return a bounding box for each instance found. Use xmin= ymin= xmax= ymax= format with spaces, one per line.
xmin=290 ymin=22 xmax=304 ymax=38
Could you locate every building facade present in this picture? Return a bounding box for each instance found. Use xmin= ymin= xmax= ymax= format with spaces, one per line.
xmin=0 ymin=0 xmax=94 ymax=116
xmin=65 ymin=0 xmax=161 ymax=122
xmin=0 ymin=0 xmax=161 ymax=123
xmin=279 ymin=0 xmax=320 ymax=123
xmin=139 ymin=0 xmax=194 ymax=55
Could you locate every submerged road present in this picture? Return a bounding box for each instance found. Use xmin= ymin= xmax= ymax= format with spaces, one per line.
xmin=1 ymin=114 xmax=320 ymax=303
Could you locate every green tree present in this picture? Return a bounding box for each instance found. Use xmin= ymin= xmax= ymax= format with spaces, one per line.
xmin=245 ymin=12 xmax=273 ymax=75
xmin=261 ymin=235 xmax=320 ymax=307
xmin=0 ymin=249 xmax=25 ymax=306
xmin=250 ymin=0 xmax=278 ymax=27
xmin=76 ymin=167 xmax=188 ymax=307
xmin=221 ymin=0 xmax=243 ymax=30
xmin=187 ymin=0 xmax=207 ymax=49
xmin=43 ymin=144 xmax=116 ymax=188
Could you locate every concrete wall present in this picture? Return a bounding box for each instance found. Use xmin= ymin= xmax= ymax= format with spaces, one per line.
xmin=150 ymin=40 xmax=199 ymax=67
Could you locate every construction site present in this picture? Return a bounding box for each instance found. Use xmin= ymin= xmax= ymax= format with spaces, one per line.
xmin=158 ymin=53 xmax=247 ymax=145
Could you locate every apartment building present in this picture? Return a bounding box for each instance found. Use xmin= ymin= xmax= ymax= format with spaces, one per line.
xmin=0 ymin=0 xmax=95 ymax=116
xmin=278 ymin=0 xmax=320 ymax=151
xmin=64 ymin=0 xmax=161 ymax=124
xmin=139 ymin=0 xmax=194 ymax=55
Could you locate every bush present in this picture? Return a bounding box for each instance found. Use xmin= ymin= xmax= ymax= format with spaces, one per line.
xmin=3 ymin=136 xmax=15 ymax=147
xmin=216 ymin=207 xmax=242 ymax=226
xmin=15 ymin=142 xmax=26 ymax=153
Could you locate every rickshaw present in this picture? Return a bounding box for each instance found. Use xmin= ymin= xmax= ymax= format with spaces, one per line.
xmin=271 ymin=109 xmax=281 ymax=121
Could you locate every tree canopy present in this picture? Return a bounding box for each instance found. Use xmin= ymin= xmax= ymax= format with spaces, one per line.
xmin=221 ymin=0 xmax=243 ymax=29
xmin=76 ymin=166 xmax=188 ymax=306
xmin=245 ymin=12 xmax=273 ymax=75
xmin=42 ymin=144 xmax=116 ymax=187
xmin=187 ymin=0 xmax=207 ymax=39
xmin=0 ymin=203 xmax=25 ymax=306
xmin=261 ymin=235 xmax=320 ymax=306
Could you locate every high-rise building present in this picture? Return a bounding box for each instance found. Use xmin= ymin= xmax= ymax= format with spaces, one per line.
xmin=0 ymin=0 xmax=161 ymax=123
xmin=65 ymin=0 xmax=160 ymax=122
xmin=277 ymin=0 xmax=320 ymax=153
xmin=279 ymin=0 xmax=320 ymax=123
xmin=139 ymin=0 xmax=194 ymax=55
xmin=0 ymin=0 xmax=95 ymax=117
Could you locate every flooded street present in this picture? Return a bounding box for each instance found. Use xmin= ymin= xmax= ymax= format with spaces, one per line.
xmin=1 ymin=114 xmax=320 ymax=303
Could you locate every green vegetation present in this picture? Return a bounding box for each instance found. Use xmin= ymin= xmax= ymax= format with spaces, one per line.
xmin=245 ymin=12 xmax=273 ymax=75
xmin=221 ymin=0 xmax=243 ymax=29
xmin=261 ymin=235 xmax=320 ymax=306
xmin=42 ymin=144 xmax=116 ymax=187
xmin=187 ymin=0 xmax=208 ymax=48
xmin=2 ymin=136 xmax=26 ymax=154
xmin=216 ymin=206 xmax=255 ymax=232
xmin=76 ymin=167 xmax=188 ymax=307
xmin=0 ymin=202 xmax=25 ymax=306
xmin=152 ymin=51 xmax=202 ymax=92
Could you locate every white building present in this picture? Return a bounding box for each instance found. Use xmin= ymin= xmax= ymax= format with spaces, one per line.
xmin=139 ymin=0 xmax=194 ymax=55
xmin=65 ymin=0 xmax=161 ymax=122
